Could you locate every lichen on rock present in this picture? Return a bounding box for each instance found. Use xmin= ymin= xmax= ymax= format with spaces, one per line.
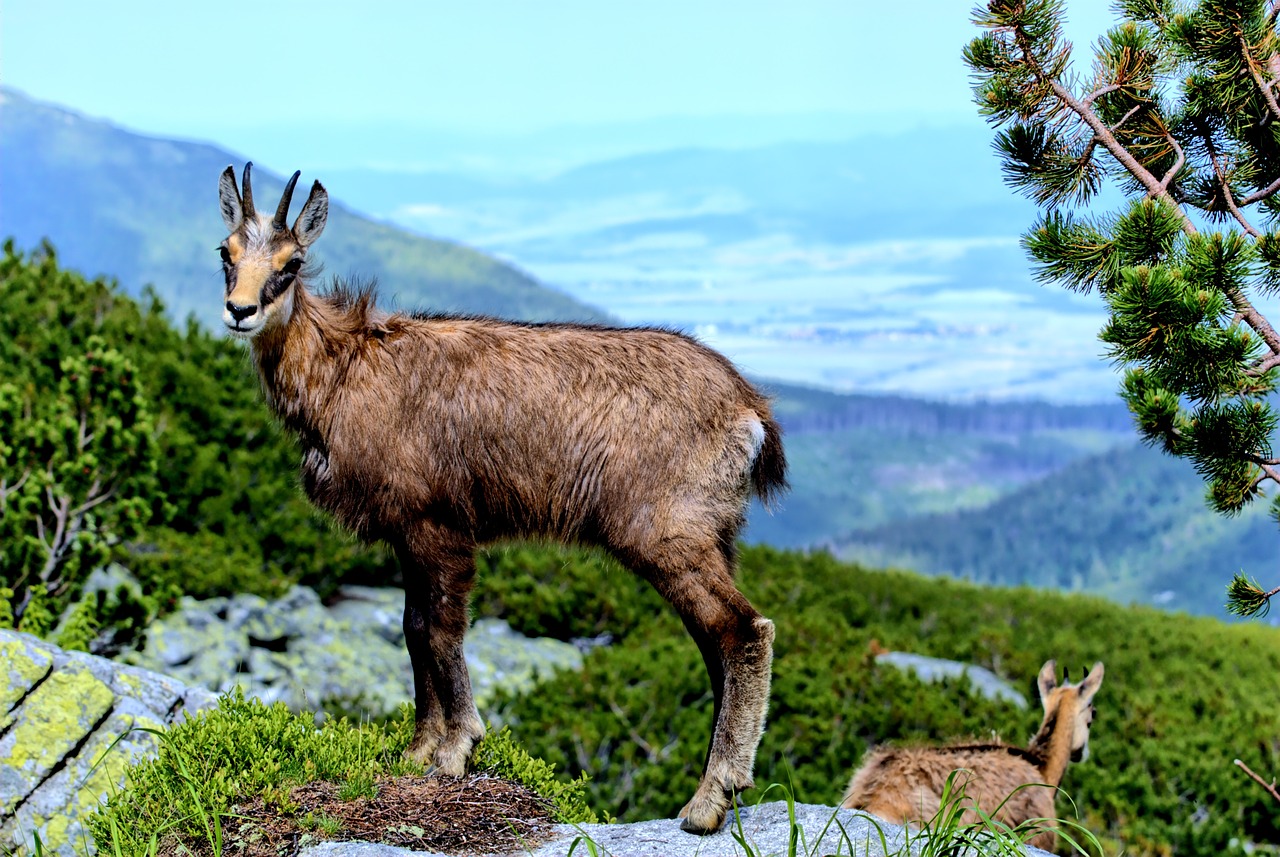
xmin=0 ymin=629 xmax=216 ymax=856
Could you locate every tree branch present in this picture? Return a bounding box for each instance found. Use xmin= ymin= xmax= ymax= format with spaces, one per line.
xmin=68 ymin=479 xmax=113 ymax=520
xmin=0 ymin=469 xmax=31 ymax=515
xmin=1241 ymin=174 xmax=1280 ymax=205
xmin=1242 ymin=35 xmax=1280 ymax=124
xmin=1012 ymin=26 xmax=1196 ymax=235
xmin=1206 ymin=133 xmax=1261 ymax=237
xmin=1248 ymin=352 xmax=1280 ymax=375
xmin=1083 ymin=83 xmax=1123 ymax=108
xmin=1235 ymin=759 xmax=1280 ymax=805
xmin=1160 ymin=132 xmax=1187 ymax=194
xmin=1108 ymin=103 xmax=1144 ymax=135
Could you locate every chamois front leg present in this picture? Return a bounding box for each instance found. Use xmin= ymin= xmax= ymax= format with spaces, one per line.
xmin=399 ymin=531 xmax=485 ymax=776
xmin=402 ymin=589 xmax=446 ymax=766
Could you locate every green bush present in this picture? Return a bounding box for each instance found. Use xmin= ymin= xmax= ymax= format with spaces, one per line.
xmin=90 ymin=689 xmax=600 ymax=855
xmin=481 ymin=544 xmax=1280 ymax=856
xmin=0 ymin=241 xmax=399 ymax=646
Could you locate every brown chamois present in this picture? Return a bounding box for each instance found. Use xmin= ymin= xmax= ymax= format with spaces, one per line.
xmin=841 ymin=660 xmax=1104 ymax=849
xmin=215 ymin=163 xmax=787 ymax=835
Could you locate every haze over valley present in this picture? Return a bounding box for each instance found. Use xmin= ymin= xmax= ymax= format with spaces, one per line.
xmin=2 ymin=86 xmax=1274 ymax=619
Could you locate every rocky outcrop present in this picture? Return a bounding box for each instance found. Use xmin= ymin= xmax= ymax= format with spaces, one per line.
xmin=876 ymin=651 xmax=1029 ymax=708
xmin=297 ymin=801 xmax=1053 ymax=857
xmin=0 ymin=628 xmax=217 ymax=856
xmin=124 ymin=585 xmax=583 ymax=717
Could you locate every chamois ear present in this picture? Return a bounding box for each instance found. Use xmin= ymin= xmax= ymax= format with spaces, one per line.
xmin=218 ymin=165 xmax=243 ymax=232
xmin=1036 ymin=659 xmax=1058 ymax=706
xmin=293 ymin=180 xmax=328 ymax=247
xmin=1076 ymin=662 xmax=1104 ymax=705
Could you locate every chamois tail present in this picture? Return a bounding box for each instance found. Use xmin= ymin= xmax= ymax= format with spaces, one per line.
xmin=752 ymin=415 xmax=788 ymax=508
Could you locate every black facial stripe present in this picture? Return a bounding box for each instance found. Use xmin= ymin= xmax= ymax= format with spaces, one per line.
xmin=260 ymin=271 xmax=294 ymax=307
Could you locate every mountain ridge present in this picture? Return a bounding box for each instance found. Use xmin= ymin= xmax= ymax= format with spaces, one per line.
xmin=0 ymin=87 xmax=609 ymax=330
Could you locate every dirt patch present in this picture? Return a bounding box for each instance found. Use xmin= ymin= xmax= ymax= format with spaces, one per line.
xmin=193 ymin=774 xmax=557 ymax=856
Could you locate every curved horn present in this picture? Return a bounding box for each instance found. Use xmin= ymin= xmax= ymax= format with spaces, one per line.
xmin=274 ymin=170 xmax=302 ymax=231
xmin=241 ymin=162 xmax=256 ymax=220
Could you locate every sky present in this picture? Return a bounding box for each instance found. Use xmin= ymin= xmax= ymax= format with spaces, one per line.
xmin=2 ymin=0 xmax=1118 ymax=170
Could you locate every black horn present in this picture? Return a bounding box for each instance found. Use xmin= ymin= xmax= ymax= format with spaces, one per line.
xmin=274 ymin=170 xmax=302 ymax=231
xmin=241 ymin=162 xmax=256 ymax=220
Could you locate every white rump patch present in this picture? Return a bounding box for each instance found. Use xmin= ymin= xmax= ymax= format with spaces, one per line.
xmin=743 ymin=414 xmax=766 ymax=462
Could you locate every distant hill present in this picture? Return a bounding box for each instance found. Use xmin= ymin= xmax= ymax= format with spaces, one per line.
xmin=0 ymin=88 xmax=607 ymax=328
xmin=834 ymin=440 xmax=1277 ymax=618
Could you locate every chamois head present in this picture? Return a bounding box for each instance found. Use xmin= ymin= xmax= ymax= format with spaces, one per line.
xmin=217 ymin=162 xmax=328 ymax=338
xmin=1036 ymin=659 xmax=1104 ymax=762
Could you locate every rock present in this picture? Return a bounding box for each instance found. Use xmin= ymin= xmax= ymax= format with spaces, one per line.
xmin=0 ymin=629 xmax=217 ymax=856
xmin=296 ymin=801 xmax=1056 ymax=856
xmin=876 ymin=651 xmax=1029 ymax=708
xmin=124 ymin=586 xmax=583 ymax=718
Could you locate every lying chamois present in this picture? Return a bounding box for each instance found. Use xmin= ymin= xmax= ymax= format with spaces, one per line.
xmin=842 ymin=660 xmax=1104 ymax=849
xmin=215 ymin=164 xmax=786 ymax=834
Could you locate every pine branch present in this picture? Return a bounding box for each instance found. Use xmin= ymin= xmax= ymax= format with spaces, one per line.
xmin=1241 ymin=34 xmax=1280 ymax=124
xmin=1083 ymin=83 xmax=1124 ymax=107
xmin=1205 ymin=133 xmax=1262 ymax=237
xmin=1241 ymin=174 xmax=1280 ymax=204
xmin=1235 ymin=759 xmax=1280 ymax=804
xmin=1110 ymin=103 xmax=1145 ymax=134
xmin=1160 ymin=132 xmax=1187 ymax=194
xmin=1009 ymin=24 xmax=1196 ymax=233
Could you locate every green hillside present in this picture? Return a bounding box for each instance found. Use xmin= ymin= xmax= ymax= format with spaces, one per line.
xmin=834 ymin=442 xmax=1279 ymax=617
xmin=477 ymin=543 xmax=1280 ymax=856
xmin=0 ymin=87 xmax=607 ymax=327
xmin=5 ymin=218 xmax=1280 ymax=857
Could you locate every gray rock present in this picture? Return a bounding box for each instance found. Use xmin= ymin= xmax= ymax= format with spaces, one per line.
xmin=876 ymin=652 xmax=1028 ymax=708
xmin=0 ymin=629 xmax=217 ymax=856
xmin=124 ymin=586 xmax=583 ymax=718
xmin=297 ymin=801 xmax=1055 ymax=857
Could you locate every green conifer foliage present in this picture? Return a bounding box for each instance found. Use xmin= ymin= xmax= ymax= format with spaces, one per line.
xmin=966 ymin=0 xmax=1280 ymax=616
xmin=54 ymin=595 xmax=101 ymax=652
xmin=16 ymin=584 xmax=52 ymax=638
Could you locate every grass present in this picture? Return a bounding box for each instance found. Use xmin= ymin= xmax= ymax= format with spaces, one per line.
xmin=2 ymin=691 xmax=1106 ymax=857
xmin=559 ymin=775 xmax=1108 ymax=857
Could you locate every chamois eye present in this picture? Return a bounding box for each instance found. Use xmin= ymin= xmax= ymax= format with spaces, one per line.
xmin=282 ymin=258 xmax=303 ymax=277
xmin=218 ymin=246 xmax=231 ymax=266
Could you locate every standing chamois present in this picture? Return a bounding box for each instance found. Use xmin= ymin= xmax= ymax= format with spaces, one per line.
xmin=215 ymin=164 xmax=787 ymax=834
xmin=841 ymin=660 xmax=1104 ymax=849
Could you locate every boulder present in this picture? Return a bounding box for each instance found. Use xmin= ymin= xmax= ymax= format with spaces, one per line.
xmin=0 ymin=629 xmax=217 ymax=856
xmin=876 ymin=651 xmax=1029 ymax=708
xmin=125 ymin=586 xmax=583 ymax=717
xmin=296 ymin=800 xmax=1055 ymax=856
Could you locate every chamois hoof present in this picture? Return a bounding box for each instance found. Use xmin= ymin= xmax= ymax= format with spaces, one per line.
xmin=402 ymin=741 xmax=438 ymax=768
xmin=678 ymin=787 xmax=734 ymax=835
xmin=429 ymin=727 xmax=482 ymax=777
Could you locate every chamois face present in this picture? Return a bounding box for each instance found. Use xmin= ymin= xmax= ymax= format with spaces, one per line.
xmin=217 ymin=163 xmax=328 ymax=339
xmin=1037 ymin=660 xmax=1104 ymax=762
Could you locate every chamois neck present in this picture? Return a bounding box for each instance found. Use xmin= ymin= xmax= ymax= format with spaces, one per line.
xmin=1028 ymin=697 xmax=1077 ymax=786
xmin=250 ymin=284 xmax=346 ymax=438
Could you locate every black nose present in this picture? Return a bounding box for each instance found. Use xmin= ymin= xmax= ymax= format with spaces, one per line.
xmin=226 ymin=301 xmax=257 ymax=322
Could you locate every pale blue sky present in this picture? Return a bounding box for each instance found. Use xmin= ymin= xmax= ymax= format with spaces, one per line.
xmin=4 ymin=0 xmax=1116 ymax=166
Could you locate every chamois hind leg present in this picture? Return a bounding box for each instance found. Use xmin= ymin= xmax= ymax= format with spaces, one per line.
xmin=626 ymin=536 xmax=774 ymax=835
xmin=398 ymin=529 xmax=485 ymax=775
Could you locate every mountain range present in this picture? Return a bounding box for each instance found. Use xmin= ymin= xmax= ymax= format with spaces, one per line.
xmin=1 ymin=87 xmax=1275 ymax=620
xmin=0 ymin=88 xmax=607 ymax=329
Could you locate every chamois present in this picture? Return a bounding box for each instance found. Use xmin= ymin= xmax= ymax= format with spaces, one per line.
xmin=841 ymin=660 xmax=1104 ymax=849
xmin=215 ymin=164 xmax=787 ymax=835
